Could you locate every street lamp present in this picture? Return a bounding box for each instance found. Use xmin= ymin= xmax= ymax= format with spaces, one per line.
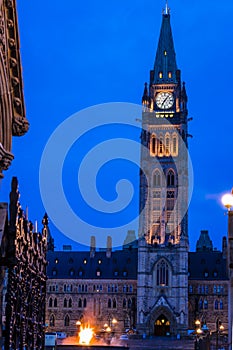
xmin=221 ymin=190 xmax=233 ymax=350
xmin=76 ymin=320 xmax=82 ymax=341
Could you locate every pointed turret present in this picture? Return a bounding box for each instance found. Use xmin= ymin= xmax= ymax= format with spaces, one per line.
xmin=151 ymin=8 xmax=178 ymax=84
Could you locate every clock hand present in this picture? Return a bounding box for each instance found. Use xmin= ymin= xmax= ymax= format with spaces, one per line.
xmin=162 ymin=96 xmax=169 ymax=107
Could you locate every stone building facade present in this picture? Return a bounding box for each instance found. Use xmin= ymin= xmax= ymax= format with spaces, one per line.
xmin=46 ymin=240 xmax=137 ymax=336
xmin=0 ymin=0 xmax=29 ymax=178
xmin=188 ymin=231 xmax=228 ymax=332
xmin=137 ymin=5 xmax=189 ymax=336
xmin=46 ymin=230 xmax=228 ymax=338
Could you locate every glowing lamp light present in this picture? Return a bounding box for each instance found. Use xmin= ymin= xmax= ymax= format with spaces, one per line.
xmin=195 ymin=320 xmax=201 ymax=326
xmin=112 ymin=318 xmax=117 ymax=325
xmin=219 ymin=324 xmax=224 ymax=331
xmin=106 ymin=327 xmax=111 ymax=332
xmin=221 ymin=193 xmax=233 ymax=210
xmin=196 ymin=328 xmax=203 ymax=334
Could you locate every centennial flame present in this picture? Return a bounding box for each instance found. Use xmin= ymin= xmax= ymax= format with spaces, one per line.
xmin=79 ymin=325 xmax=93 ymax=345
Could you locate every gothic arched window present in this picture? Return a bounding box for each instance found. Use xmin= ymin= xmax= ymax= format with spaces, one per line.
xmin=49 ymin=314 xmax=55 ymax=327
xmin=153 ymin=170 xmax=161 ymax=187
xmin=156 ymin=259 xmax=169 ymax=286
xmin=123 ymin=298 xmax=127 ymax=308
xmin=150 ymin=134 xmax=157 ymax=155
xmin=113 ymin=298 xmax=117 ymax=308
xmin=108 ymin=299 xmax=112 ymax=308
xmin=64 ymin=298 xmax=67 ymax=308
xmin=165 ymin=133 xmax=170 ymax=156
xmin=199 ymin=299 xmax=203 ymax=310
xmin=171 ymin=133 xmax=178 ymax=156
xmin=214 ymin=300 xmax=218 ymax=310
xmin=220 ymin=300 xmax=223 ymax=310
xmin=158 ymin=135 xmax=164 ymax=156
xmin=78 ymin=298 xmax=82 ymax=308
xmin=68 ymin=298 xmax=72 ymax=308
xmin=54 ymin=298 xmax=57 ymax=308
xmin=64 ymin=315 xmax=70 ymax=327
xmin=49 ymin=298 xmax=53 ymax=308
xmin=83 ymin=298 xmax=87 ymax=308
xmin=204 ymin=299 xmax=208 ymax=309
xmin=167 ymin=170 xmax=175 ymax=187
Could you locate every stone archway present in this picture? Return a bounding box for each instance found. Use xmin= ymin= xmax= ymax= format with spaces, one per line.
xmin=154 ymin=314 xmax=170 ymax=336
xmin=149 ymin=306 xmax=177 ymax=336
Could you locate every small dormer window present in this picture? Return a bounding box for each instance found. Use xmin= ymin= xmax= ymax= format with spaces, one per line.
xmin=168 ymin=72 xmax=172 ymax=78
xmin=164 ymin=50 xmax=167 ymax=56
xmin=159 ymin=72 xmax=163 ymax=79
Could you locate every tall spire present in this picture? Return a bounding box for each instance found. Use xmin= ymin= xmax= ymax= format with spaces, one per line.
xmin=151 ymin=6 xmax=178 ymax=84
xmin=165 ymin=0 xmax=170 ymax=15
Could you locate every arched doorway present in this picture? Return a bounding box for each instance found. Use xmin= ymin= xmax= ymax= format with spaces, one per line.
xmin=154 ymin=314 xmax=170 ymax=336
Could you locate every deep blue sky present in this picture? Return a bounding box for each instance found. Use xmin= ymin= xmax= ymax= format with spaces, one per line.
xmin=1 ymin=0 xmax=233 ymax=251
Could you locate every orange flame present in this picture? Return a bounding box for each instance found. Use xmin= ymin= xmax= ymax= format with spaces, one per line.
xmin=79 ymin=325 xmax=93 ymax=345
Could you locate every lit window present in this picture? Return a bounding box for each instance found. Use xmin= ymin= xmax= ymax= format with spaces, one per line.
xmin=171 ymin=133 xmax=178 ymax=156
xmin=204 ymin=271 xmax=209 ymax=278
xmin=96 ymin=270 xmax=101 ymax=277
xmin=168 ymin=72 xmax=172 ymax=78
xmin=55 ymin=258 xmax=59 ymax=264
xmin=159 ymin=72 xmax=163 ymax=79
xmin=69 ymin=269 xmax=74 ymax=276
xmin=165 ymin=134 xmax=170 ymax=156
xmin=123 ymin=271 xmax=128 ymax=277
xmin=164 ymin=50 xmax=167 ymax=56
xmin=83 ymin=259 xmax=87 ymax=264
xmin=204 ymin=299 xmax=208 ymax=309
xmin=98 ymin=259 xmax=102 ymax=265
xmin=159 ymin=136 xmax=164 ymax=156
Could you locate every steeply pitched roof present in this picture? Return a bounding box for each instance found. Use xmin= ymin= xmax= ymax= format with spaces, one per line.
xmin=196 ymin=230 xmax=213 ymax=252
xmin=47 ymin=249 xmax=138 ymax=280
xmin=152 ymin=12 xmax=178 ymax=84
xmin=189 ymin=251 xmax=228 ymax=280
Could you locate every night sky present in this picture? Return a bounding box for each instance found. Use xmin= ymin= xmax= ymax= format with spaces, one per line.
xmin=1 ymin=0 xmax=233 ymax=251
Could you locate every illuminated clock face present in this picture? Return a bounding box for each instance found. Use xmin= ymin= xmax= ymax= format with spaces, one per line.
xmin=155 ymin=92 xmax=174 ymax=110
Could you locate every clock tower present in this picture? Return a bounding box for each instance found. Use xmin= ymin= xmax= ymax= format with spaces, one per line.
xmin=137 ymin=4 xmax=190 ymax=336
